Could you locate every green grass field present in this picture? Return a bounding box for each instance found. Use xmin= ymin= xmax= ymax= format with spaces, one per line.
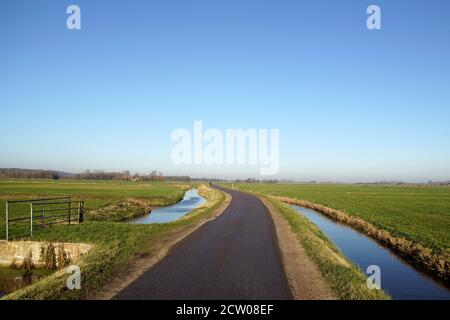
xmin=229 ymin=183 xmax=450 ymax=257
xmin=0 ymin=179 xmax=191 ymax=239
xmin=0 ymin=179 xmax=189 ymax=206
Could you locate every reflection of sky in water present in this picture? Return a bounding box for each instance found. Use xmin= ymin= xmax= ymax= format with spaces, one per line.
xmin=291 ymin=205 xmax=450 ymax=300
xmin=131 ymin=189 xmax=205 ymax=224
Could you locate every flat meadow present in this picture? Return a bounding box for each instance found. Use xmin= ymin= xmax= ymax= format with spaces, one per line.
xmin=0 ymin=179 xmax=190 ymax=238
xmin=0 ymin=179 xmax=189 ymax=208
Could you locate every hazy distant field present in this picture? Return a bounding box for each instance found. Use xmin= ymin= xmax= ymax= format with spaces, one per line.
xmin=231 ymin=183 xmax=450 ymax=256
xmin=0 ymin=179 xmax=190 ymax=239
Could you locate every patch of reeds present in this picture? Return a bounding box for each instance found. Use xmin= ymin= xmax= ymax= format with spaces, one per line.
xmin=40 ymin=243 xmax=71 ymax=270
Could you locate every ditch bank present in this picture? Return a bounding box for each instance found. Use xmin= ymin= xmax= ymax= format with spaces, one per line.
xmin=85 ymin=188 xmax=189 ymax=222
xmin=275 ymin=196 xmax=450 ymax=286
xmin=130 ymin=189 xmax=206 ymax=224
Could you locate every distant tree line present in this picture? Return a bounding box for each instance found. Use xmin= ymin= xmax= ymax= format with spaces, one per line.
xmin=0 ymin=168 xmax=192 ymax=182
xmin=190 ymin=177 xmax=227 ymax=182
xmin=74 ymin=170 xmax=191 ymax=182
xmin=0 ymin=168 xmax=61 ymax=179
xmin=234 ymin=178 xmax=280 ymax=183
xmin=70 ymin=170 xmax=193 ymax=182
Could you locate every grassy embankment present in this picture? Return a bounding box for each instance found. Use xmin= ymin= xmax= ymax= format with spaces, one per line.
xmin=0 ymin=267 xmax=52 ymax=280
xmin=0 ymin=180 xmax=225 ymax=300
xmin=0 ymin=179 xmax=190 ymax=238
xmin=229 ymin=183 xmax=450 ymax=287
xmin=265 ymin=196 xmax=388 ymax=300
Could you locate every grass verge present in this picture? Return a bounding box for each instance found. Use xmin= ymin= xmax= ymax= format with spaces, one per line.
xmin=265 ymin=196 xmax=389 ymax=300
xmin=1 ymin=185 xmax=225 ymax=300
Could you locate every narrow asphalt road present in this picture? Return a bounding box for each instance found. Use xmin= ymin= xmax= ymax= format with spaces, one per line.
xmin=114 ymin=186 xmax=293 ymax=300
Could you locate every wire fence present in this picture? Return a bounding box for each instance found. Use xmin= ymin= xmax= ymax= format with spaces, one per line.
xmin=5 ymin=197 xmax=84 ymax=241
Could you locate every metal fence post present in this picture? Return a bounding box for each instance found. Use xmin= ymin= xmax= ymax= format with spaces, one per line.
xmin=68 ymin=199 xmax=71 ymax=225
xmin=30 ymin=203 xmax=33 ymax=237
xmin=5 ymin=201 xmax=9 ymax=241
xmin=78 ymin=202 xmax=84 ymax=223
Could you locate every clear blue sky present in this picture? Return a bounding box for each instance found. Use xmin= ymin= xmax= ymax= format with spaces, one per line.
xmin=1 ymin=0 xmax=449 ymax=181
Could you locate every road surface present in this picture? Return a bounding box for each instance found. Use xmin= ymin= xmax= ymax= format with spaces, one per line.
xmin=114 ymin=186 xmax=293 ymax=300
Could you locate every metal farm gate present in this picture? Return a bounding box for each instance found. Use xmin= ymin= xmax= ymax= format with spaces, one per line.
xmin=5 ymin=197 xmax=84 ymax=241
